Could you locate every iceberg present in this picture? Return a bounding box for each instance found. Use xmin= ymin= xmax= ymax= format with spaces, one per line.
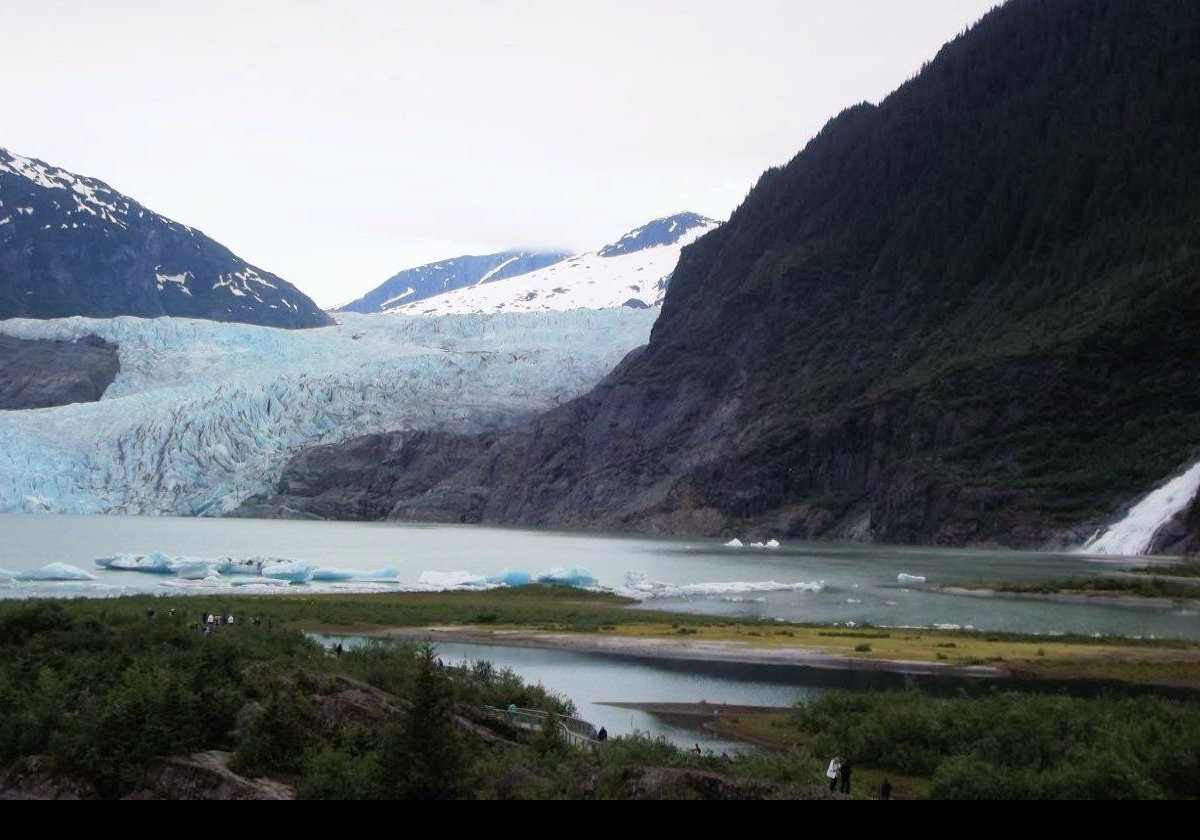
xmin=765 ymin=539 xmax=780 ymax=548
xmin=417 ymin=570 xmax=490 ymax=590
xmin=897 ymin=573 xmax=926 ymax=583
xmin=536 ymin=566 xmax=597 ymax=587
xmin=312 ymin=566 xmax=400 ymax=582
xmin=723 ymin=538 xmax=743 ymax=548
xmin=175 ymin=562 xmax=217 ymax=580
xmin=259 ymin=559 xmax=314 ymax=584
xmin=487 ymin=569 xmax=534 ymax=586
xmin=17 ymin=563 xmax=96 ymax=581
xmin=619 ymin=572 xmax=823 ymax=599
xmin=108 ymin=551 xmax=180 ymax=574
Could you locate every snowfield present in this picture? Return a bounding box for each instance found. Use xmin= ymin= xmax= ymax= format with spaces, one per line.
xmin=388 ymin=218 xmax=718 ymax=316
xmin=0 ymin=310 xmax=654 ymax=515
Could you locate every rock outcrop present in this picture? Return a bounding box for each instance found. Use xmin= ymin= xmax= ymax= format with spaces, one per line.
xmin=123 ymin=751 xmax=293 ymax=800
xmin=0 ymin=334 xmax=119 ymax=409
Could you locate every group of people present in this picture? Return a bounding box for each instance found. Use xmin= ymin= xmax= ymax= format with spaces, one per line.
xmin=826 ymin=757 xmax=892 ymax=799
xmin=826 ymin=757 xmax=852 ymax=794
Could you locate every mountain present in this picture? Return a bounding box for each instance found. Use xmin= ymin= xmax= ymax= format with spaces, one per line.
xmin=337 ymin=250 xmax=571 ymax=314
xmin=248 ymin=0 xmax=1200 ymax=553
xmin=0 ymin=148 xmax=331 ymax=328
xmin=386 ymin=213 xmax=719 ymax=316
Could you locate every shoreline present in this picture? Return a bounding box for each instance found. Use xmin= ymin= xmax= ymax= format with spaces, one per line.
xmin=939 ymin=586 xmax=1197 ymax=608
xmin=344 ymin=625 xmax=1012 ymax=678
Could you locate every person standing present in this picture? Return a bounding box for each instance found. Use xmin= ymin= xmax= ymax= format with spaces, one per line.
xmin=839 ymin=759 xmax=853 ymax=795
xmin=826 ymin=757 xmax=841 ymax=792
xmin=880 ymin=778 xmax=893 ymax=800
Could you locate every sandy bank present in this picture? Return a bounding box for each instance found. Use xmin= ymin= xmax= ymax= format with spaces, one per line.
xmin=358 ymin=625 xmax=1010 ymax=678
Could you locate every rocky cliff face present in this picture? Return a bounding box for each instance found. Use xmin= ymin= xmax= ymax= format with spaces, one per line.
xmin=247 ymin=0 xmax=1200 ymax=550
xmin=0 ymin=147 xmax=331 ymax=328
xmin=0 ymin=334 xmax=119 ymax=409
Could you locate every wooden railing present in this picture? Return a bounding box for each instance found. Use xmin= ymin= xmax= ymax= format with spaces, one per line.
xmin=483 ymin=706 xmax=601 ymax=748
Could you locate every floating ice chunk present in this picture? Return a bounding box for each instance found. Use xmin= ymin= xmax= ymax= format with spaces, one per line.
xmin=17 ymin=562 xmax=96 ymax=581
xmin=765 ymin=539 xmax=780 ymax=548
xmin=897 ymin=573 xmax=926 ymax=583
xmin=312 ymin=566 xmax=401 ymax=582
xmin=536 ymin=566 xmax=597 ymax=587
xmin=488 ymin=569 xmax=534 ymax=586
xmin=417 ymin=570 xmax=490 ymax=589
xmin=108 ymin=551 xmax=180 ymax=574
xmin=175 ymin=562 xmax=216 ymax=580
xmin=847 ymin=598 xmax=862 ymax=604
xmin=749 ymin=541 xmax=766 ymax=548
xmin=221 ymin=558 xmax=265 ymax=575
xmin=259 ymin=559 xmax=313 ymax=583
xmin=619 ymin=570 xmax=823 ymax=599
xmin=723 ymin=538 xmax=743 ymax=548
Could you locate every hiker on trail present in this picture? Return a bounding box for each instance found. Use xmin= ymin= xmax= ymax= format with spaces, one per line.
xmin=146 ymin=608 xmax=155 ymax=619
xmin=880 ymin=778 xmax=892 ymax=800
xmin=206 ymin=613 xmax=215 ymax=625
xmin=826 ymin=757 xmax=841 ymax=792
xmin=334 ymin=643 xmax=344 ymax=657
xmin=202 ymin=625 xmax=211 ymax=636
xmin=507 ymin=703 xmax=518 ymax=716
xmin=839 ymin=759 xmax=853 ymax=795
xmin=597 ymin=726 xmax=608 ymax=742
xmin=226 ymin=614 xmax=234 ymax=625
xmin=691 ymin=743 xmax=702 ymax=756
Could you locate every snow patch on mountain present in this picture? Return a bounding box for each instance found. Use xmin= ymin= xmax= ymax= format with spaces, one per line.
xmin=338 ymin=250 xmax=571 ymax=314
xmin=0 ymin=310 xmax=654 ymax=516
xmin=389 ymin=214 xmax=720 ymax=317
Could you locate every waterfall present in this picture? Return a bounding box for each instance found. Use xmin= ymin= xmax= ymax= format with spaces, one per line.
xmin=1082 ymin=461 xmax=1200 ymax=555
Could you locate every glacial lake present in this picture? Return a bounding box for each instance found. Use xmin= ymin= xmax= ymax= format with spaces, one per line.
xmin=2 ymin=513 xmax=1197 ymax=640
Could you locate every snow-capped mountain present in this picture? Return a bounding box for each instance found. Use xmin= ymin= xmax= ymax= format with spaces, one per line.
xmin=384 ymin=212 xmax=720 ymax=316
xmin=338 ymin=250 xmax=571 ymax=314
xmin=0 ymin=147 xmax=331 ymax=328
xmin=0 ymin=309 xmax=653 ymax=515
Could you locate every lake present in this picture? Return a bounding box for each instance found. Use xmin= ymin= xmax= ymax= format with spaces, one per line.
xmin=2 ymin=513 xmax=1197 ymax=639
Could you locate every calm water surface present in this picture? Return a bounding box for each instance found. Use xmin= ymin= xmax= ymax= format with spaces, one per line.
xmin=1 ymin=513 xmax=1197 ymax=639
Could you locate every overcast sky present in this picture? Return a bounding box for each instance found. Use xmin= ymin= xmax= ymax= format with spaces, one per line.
xmin=2 ymin=0 xmax=997 ymax=307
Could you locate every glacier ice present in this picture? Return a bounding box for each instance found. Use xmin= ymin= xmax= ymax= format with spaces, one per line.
xmin=311 ymin=566 xmax=400 ymax=581
xmin=16 ymin=562 xmax=96 ymax=581
xmin=0 ymin=309 xmax=653 ymax=516
xmin=535 ymin=566 xmax=597 ymax=586
xmin=417 ymin=570 xmax=490 ymax=590
xmin=259 ymin=559 xmax=314 ymax=583
xmin=618 ymin=571 xmax=824 ymax=599
xmin=487 ymin=569 xmax=533 ymax=586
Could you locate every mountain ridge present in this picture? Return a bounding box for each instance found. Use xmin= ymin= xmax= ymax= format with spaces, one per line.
xmin=243 ymin=0 xmax=1200 ymax=553
xmin=0 ymin=147 xmax=331 ymax=328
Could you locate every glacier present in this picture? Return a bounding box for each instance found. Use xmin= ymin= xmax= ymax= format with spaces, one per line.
xmin=0 ymin=309 xmax=654 ymax=516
